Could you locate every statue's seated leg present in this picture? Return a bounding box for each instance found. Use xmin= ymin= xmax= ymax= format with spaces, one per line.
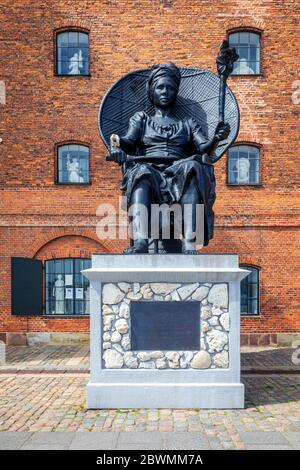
xmin=124 ymin=177 xmax=152 ymax=254
xmin=180 ymin=174 xmax=202 ymax=255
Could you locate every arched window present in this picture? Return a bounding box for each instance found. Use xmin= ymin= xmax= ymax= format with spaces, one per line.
xmin=57 ymin=143 xmax=90 ymax=184
xmin=228 ymin=145 xmax=260 ymax=185
xmin=228 ymin=31 xmax=261 ymax=75
xmin=240 ymin=266 xmax=259 ymax=316
xmin=56 ymin=30 xmax=89 ymax=76
xmin=45 ymin=258 xmax=91 ymax=315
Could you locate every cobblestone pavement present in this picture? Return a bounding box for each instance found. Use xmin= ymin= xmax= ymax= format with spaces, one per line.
xmin=0 ymin=345 xmax=299 ymax=449
xmin=1 ymin=344 xmax=299 ymax=372
xmin=0 ymin=373 xmax=299 ymax=449
xmin=1 ymin=345 xmax=90 ymax=371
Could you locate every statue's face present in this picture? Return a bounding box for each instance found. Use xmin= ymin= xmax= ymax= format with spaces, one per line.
xmin=153 ymin=76 xmax=177 ymax=109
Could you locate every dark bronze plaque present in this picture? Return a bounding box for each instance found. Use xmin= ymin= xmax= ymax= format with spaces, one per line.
xmin=130 ymin=301 xmax=200 ymax=351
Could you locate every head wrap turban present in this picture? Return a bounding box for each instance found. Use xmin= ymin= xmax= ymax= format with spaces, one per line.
xmin=147 ymin=62 xmax=181 ymax=104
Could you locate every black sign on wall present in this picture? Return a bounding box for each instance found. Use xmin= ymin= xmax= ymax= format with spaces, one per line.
xmin=130 ymin=301 xmax=200 ymax=351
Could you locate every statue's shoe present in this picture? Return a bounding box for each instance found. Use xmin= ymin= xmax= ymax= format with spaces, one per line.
xmin=181 ymin=240 xmax=198 ymax=255
xmin=123 ymin=244 xmax=148 ymax=254
xmin=182 ymin=249 xmax=199 ymax=255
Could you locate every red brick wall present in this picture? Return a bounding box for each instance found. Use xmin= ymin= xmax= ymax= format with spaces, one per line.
xmin=0 ymin=0 xmax=299 ymax=334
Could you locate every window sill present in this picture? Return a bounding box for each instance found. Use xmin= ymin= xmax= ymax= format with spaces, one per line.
xmin=43 ymin=314 xmax=90 ymax=318
xmin=241 ymin=314 xmax=260 ymax=318
xmin=227 ymin=183 xmax=262 ymax=187
xmin=54 ymin=74 xmax=91 ymax=78
xmin=229 ymin=74 xmax=263 ymax=78
xmin=55 ymin=182 xmax=91 ymax=186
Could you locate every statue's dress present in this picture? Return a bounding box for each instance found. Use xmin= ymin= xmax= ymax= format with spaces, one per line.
xmin=121 ymin=111 xmax=216 ymax=245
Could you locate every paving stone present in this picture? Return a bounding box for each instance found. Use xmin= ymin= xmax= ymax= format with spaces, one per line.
xmin=246 ymin=444 xmax=294 ymax=450
xmin=238 ymin=431 xmax=290 ymax=445
xmin=21 ymin=443 xmax=71 ymax=450
xmin=282 ymin=432 xmax=300 ymax=449
xmin=162 ymin=432 xmax=210 ymax=450
xmin=0 ymin=432 xmax=33 ymax=450
xmin=115 ymin=443 xmax=163 ymax=450
xmin=69 ymin=432 xmax=119 ymax=450
xmin=22 ymin=431 xmax=74 ymax=448
xmin=118 ymin=432 xmax=162 ymax=445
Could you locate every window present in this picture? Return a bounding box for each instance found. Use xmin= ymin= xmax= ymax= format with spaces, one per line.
xmin=229 ymin=31 xmax=261 ymax=75
xmin=228 ymin=145 xmax=260 ymax=185
xmin=240 ymin=266 xmax=259 ymax=316
xmin=56 ymin=31 xmax=89 ymax=76
xmin=45 ymin=259 xmax=91 ymax=315
xmin=57 ymin=144 xmax=90 ymax=184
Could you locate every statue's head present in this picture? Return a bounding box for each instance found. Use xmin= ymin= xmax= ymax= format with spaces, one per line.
xmin=147 ymin=62 xmax=181 ymax=108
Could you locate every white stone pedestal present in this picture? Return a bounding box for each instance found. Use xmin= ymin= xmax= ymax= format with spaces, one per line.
xmin=82 ymin=254 xmax=249 ymax=409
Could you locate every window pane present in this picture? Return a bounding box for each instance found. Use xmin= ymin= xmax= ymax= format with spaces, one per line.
xmin=239 ymin=59 xmax=254 ymax=74
xmin=232 ymin=61 xmax=239 ymax=74
xmin=249 ymin=283 xmax=258 ymax=298
xmin=239 ymin=32 xmax=249 ymax=45
xmin=249 ymin=299 xmax=258 ymax=315
xmin=57 ymin=31 xmax=89 ymax=76
xmin=249 ymin=61 xmax=259 ymax=74
xmin=239 ymin=147 xmax=248 ymax=159
xmin=57 ymin=32 xmax=68 ymax=47
xmin=250 ymin=46 xmax=258 ymax=61
xmin=228 ymin=146 xmax=260 ymax=185
xmin=45 ymin=259 xmax=90 ymax=315
xmin=65 ymin=299 xmax=73 ymax=315
xmin=249 ymin=268 xmax=258 ymax=282
xmin=240 ymin=266 xmax=259 ymax=316
xmin=57 ymin=47 xmax=68 ymax=61
xmin=58 ymin=62 xmax=69 ymax=75
xmin=75 ymin=300 xmax=84 ymax=315
xmin=57 ymin=145 xmax=89 ymax=184
xmin=54 ymin=260 xmax=62 ymax=273
xmin=69 ymin=144 xmax=78 ymax=153
xmin=82 ymin=58 xmax=89 ymax=75
xmin=228 ymin=158 xmax=237 ymax=172
xmin=68 ymin=32 xmax=78 ymax=47
xmin=238 ymin=46 xmax=249 ymax=61
xmin=60 ymin=171 xmax=68 ymax=183
xmin=249 ymin=32 xmax=260 ymax=46
xmin=229 ymin=32 xmax=239 ymax=44
xmin=249 ymin=171 xmax=258 ymax=184
xmin=79 ymin=32 xmax=88 ymax=46
xmin=80 ymin=47 xmax=89 ymax=60
xmin=229 ymin=31 xmax=260 ymax=75
xmin=79 ymin=145 xmax=88 ymax=157
xmin=68 ymin=47 xmax=79 ymax=60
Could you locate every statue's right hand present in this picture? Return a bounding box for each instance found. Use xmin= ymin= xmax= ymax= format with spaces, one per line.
xmin=106 ymin=133 xmax=126 ymax=164
xmin=106 ymin=149 xmax=126 ymax=165
xmin=110 ymin=133 xmax=120 ymax=148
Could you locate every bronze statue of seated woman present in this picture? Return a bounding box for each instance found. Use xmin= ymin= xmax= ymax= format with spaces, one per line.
xmin=103 ymin=44 xmax=239 ymax=254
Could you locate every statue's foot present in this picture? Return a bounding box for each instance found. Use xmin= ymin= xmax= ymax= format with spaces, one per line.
xmin=182 ymin=249 xmax=199 ymax=255
xmin=182 ymin=239 xmax=198 ymax=255
xmin=123 ymin=242 xmax=148 ymax=254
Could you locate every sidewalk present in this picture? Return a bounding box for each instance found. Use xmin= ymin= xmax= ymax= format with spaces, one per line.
xmin=0 ymin=345 xmax=299 ymax=449
xmin=1 ymin=344 xmax=299 ymax=373
xmin=0 ymin=430 xmax=299 ymax=450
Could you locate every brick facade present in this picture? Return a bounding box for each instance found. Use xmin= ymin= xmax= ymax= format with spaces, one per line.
xmin=0 ymin=1 xmax=299 ymax=339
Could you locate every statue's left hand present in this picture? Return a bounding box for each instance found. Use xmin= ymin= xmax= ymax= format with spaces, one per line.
xmin=214 ymin=122 xmax=231 ymax=142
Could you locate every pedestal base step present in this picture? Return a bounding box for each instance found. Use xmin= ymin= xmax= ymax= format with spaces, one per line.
xmin=87 ymin=382 xmax=245 ymax=409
